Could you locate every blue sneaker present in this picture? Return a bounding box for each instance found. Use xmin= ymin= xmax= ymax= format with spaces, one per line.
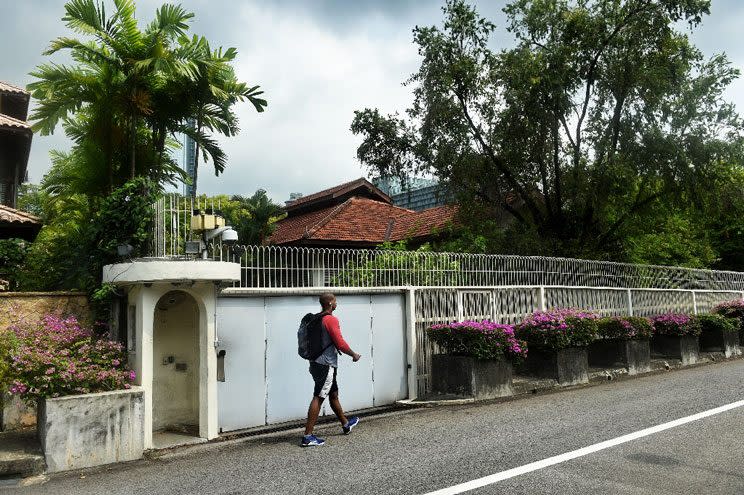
xmin=301 ymin=434 xmax=325 ymax=447
xmin=342 ymin=416 xmax=359 ymax=435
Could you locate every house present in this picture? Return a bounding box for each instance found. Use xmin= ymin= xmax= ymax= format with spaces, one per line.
xmin=269 ymin=177 xmax=457 ymax=248
xmin=0 ymin=204 xmax=41 ymax=241
xmin=0 ymin=81 xmax=32 ymax=209
xmin=0 ymin=82 xmax=39 ymax=242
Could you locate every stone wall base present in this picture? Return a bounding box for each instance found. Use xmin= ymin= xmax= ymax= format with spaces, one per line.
xmin=1 ymin=392 xmax=36 ymax=431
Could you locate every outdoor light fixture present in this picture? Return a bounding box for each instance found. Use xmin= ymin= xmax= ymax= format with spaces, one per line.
xmin=117 ymin=243 xmax=134 ymax=257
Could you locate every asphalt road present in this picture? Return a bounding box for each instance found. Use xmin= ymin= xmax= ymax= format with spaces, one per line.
xmin=12 ymin=359 xmax=744 ymax=495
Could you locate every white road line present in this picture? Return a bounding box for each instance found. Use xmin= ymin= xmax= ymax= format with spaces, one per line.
xmin=424 ymin=399 xmax=744 ymax=495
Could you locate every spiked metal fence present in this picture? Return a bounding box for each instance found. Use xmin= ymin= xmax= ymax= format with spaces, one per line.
xmin=224 ymin=245 xmax=744 ymax=291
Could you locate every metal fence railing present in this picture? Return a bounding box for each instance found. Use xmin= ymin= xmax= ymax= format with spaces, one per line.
xmin=150 ymin=194 xmax=744 ymax=291
xmin=222 ymin=245 xmax=744 ymax=291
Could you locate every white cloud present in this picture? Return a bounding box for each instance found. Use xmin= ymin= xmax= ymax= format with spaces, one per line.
xmin=196 ymin=2 xmax=423 ymax=202
xmin=5 ymin=0 xmax=744 ymax=205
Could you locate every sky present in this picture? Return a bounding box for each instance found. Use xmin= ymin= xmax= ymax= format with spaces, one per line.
xmin=2 ymin=0 xmax=744 ymax=204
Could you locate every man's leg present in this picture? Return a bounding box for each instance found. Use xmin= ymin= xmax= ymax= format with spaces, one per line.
xmin=304 ymin=396 xmax=324 ymax=435
xmin=328 ymin=390 xmax=348 ymax=426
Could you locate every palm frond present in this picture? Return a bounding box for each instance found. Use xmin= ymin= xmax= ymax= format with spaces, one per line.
xmin=63 ymin=0 xmax=105 ymax=35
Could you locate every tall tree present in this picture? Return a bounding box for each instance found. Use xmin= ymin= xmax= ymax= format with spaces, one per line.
xmin=28 ymin=0 xmax=267 ymax=196
xmin=352 ymin=0 xmax=744 ymax=258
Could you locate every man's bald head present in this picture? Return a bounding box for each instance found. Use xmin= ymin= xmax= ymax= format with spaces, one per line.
xmin=319 ymin=292 xmax=336 ymax=311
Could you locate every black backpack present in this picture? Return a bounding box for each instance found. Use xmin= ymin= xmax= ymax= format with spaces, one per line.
xmin=297 ymin=312 xmax=332 ymax=360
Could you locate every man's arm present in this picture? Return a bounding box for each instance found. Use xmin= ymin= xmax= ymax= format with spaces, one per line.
xmin=323 ymin=315 xmax=361 ymax=362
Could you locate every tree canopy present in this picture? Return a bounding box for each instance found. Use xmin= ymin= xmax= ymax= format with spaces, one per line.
xmin=352 ymin=0 xmax=744 ymax=264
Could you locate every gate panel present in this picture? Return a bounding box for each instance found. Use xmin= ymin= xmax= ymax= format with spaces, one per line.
xmin=265 ymin=296 xmax=320 ymax=423
xmin=370 ymin=294 xmax=407 ymax=406
xmin=217 ymin=297 xmax=266 ymax=431
xmin=332 ymin=295 xmax=375 ymax=413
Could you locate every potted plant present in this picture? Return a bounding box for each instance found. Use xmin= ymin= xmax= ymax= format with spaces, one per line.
xmin=515 ymin=309 xmax=598 ymax=385
xmin=8 ymin=314 xmax=142 ymax=473
xmin=711 ymin=299 xmax=744 ymax=344
xmin=590 ymin=317 xmax=652 ymax=374
xmin=697 ymin=314 xmax=740 ymax=357
xmin=427 ymin=321 xmax=527 ymax=399
xmin=651 ymin=313 xmax=702 ymax=365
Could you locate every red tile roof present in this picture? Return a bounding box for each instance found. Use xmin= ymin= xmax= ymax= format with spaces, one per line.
xmin=0 ymin=205 xmax=41 ymax=225
xmin=0 ymin=81 xmax=28 ymax=95
xmin=285 ymin=177 xmax=390 ymax=212
xmin=0 ymin=114 xmax=31 ymax=131
xmin=270 ymin=197 xmax=456 ymax=246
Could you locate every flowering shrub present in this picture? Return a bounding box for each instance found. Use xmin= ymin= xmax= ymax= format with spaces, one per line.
xmin=7 ymin=314 xmax=135 ymax=402
xmin=515 ymin=309 xmax=599 ymax=350
xmin=427 ymin=321 xmax=527 ymax=361
xmin=697 ymin=314 xmax=738 ymax=334
xmin=597 ymin=317 xmax=653 ymax=340
xmin=711 ymin=300 xmax=744 ymax=329
xmin=651 ymin=314 xmax=702 ymax=337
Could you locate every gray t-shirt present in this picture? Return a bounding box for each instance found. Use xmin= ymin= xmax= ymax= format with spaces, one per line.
xmin=314 ymin=317 xmax=338 ymax=367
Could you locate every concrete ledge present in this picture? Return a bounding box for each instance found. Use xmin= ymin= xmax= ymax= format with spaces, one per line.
xmin=103 ymin=259 xmax=240 ymax=285
xmin=38 ymin=387 xmax=144 ymax=473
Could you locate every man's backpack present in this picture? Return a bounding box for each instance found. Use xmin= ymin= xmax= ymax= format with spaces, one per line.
xmin=297 ymin=312 xmax=331 ymax=360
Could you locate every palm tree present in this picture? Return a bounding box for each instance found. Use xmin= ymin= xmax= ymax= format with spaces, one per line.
xmin=229 ymin=190 xmax=284 ymax=245
xmin=28 ymin=0 xmax=265 ymax=196
xmin=173 ymin=36 xmax=267 ymax=197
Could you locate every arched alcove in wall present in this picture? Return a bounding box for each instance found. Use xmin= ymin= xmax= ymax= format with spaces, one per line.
xmin=152 ymin=290 xmax=200 ymax=435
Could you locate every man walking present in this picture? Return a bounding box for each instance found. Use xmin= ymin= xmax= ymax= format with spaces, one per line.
xmin=302 ymin=292 xmax=362 ymax=447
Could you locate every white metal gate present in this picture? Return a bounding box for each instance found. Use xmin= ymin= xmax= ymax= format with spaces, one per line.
xmin=216 ymin=292 xmax=407 ymax=432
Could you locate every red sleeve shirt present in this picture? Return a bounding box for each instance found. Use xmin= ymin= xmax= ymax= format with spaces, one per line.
xmin=322 ymin=314 xmax=351 ymax=354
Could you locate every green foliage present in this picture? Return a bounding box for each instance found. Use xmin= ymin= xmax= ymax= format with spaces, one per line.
xmin=223 ymin=190 xmax=284 ymax=245
xmin=697 ymin=314 xmax=738 ymax=334
xmin=597 ymin=316 xmax=653 ymax=340
xmin=351 ymin=0 xmax=744 ymax=261
xmin=330 ymin=241 xmax=461 ymax=286
xmin=16 ymin=178 xmax=157 ymax=325
xmin=624 ymin=213 xmax=718 ymax=268
xmin=0 ymin=239 xmax=30 ymax=291
xmin=91 ymin=177 xmax=158 ymax=259
xmin=16 ymin=184 xmax=48 ymax=221
xmin=17 ymin=194 xmax=95 ymax=291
